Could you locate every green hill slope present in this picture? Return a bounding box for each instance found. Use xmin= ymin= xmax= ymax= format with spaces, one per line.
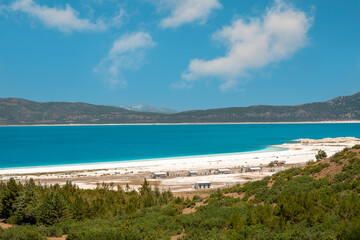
xmin=0 ymin=146 xmax=360 ymax=239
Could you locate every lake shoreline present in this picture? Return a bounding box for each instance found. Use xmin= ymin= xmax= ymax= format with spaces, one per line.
xmin=0 ymin=146 xmax=283 ymax=174
xmin=1 ymin=120 xmax=360 ymax=127
xmin=1 ymin=137 xmax=359 ymax=192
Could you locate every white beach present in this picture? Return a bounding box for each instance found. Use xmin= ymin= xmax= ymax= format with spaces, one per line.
xmin=1 ymin=137 xmax=359 ymax=192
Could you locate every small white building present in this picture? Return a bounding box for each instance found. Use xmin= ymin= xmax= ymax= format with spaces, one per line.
xmin=246 ymin=167 xmax=262 ymax=172
xmin=152 ymin=172 xmax=168 ymax=179
xmin=216 ymin=169 xmax=231 ymax=174
xmin=188 ymin=171 xmax=199 ymax=176
xmin=250 ymin=167 xmax=262 ymax=172
xmin=194 ymin=181 xmax=211 ymax=189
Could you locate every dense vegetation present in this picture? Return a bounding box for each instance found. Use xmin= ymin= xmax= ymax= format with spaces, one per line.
xmin=1 ymin=91 xmax=360 ymax=125
xmin=0 ymin=146 xmax=360 ymax=239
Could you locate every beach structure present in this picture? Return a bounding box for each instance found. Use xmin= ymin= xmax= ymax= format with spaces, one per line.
xmin=246 ymin=167 xmax=262 ymax=172
xmin=188 ymin=171 xmax=198 ymax=176
xmin=216 ymin=169 xmax=231 ymax=174
xmin=151 ymin=172 xmax=168 ymax=179
xmin=194 ymin=181 xmax=211 ymax=189
xmin=271 ymin=160 xmax=286 ymax=166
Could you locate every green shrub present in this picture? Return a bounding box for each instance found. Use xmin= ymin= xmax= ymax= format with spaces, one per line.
xmin=349 ymin=157 xmax=360 ymax=164
xmin=192 ymin=195 xmax=201 ymax=201
xmin=303 ymin=163 xmax=330 ymax=175
xmin=316 ymin=150 xmax=327 ymax=161
xmin=162 ymin=206 xmax=178 ymax=216
xmin=1 ymin=226 xmax=45 ymax=240
xmin=307 ymin=160 xmax=315 ymax=166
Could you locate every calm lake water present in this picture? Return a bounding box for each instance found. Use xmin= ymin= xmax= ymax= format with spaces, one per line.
xmin=0 ymin=123 xmax=359 ymax=168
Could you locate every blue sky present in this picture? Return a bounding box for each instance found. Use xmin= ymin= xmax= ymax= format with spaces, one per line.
xmin=0 ymin=0 xmax=359 ymax=111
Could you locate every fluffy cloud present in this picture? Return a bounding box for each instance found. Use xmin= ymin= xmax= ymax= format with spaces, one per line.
xmin=182 ymin=0 xmax=313 ymax=90
xmin=158 ymin=0 xmax=222 ymax=28
xmin=8 ymin=0 xmax=106 ymax=33
xmin=94 ymin=32 xmax=156 ymax=88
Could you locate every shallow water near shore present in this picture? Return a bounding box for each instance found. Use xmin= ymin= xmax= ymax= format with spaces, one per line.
xmin=0 ymin=123 xmax=360 ymax=169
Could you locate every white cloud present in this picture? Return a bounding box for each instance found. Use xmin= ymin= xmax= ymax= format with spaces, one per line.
xmin=170 ymin=80 xmax=192 ymax=89
xmin=158 ymin=0 xmax=222 ymax=28
xmin=111 ymin=8 xmax=128 ymax=28
xmin=8 ymin=0 xmax=106 ymax=33
xmin=182 ymin=0 xmax=313 ymax=90
xmin=94 ymin=32 xmax=156 ymax=88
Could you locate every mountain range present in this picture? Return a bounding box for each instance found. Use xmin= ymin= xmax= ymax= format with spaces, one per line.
xmin=0 ymin=92 xmax=359 ymax=125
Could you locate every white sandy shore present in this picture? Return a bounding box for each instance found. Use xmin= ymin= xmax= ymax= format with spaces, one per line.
xmin=0 ymin=137 xmax=359 ymax=176
xmin=1 ymin=137 xmax=359 ymax=192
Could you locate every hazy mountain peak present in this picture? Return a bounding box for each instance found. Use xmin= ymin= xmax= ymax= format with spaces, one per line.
xmin=119 ymin=104 xmax=178 ymax=114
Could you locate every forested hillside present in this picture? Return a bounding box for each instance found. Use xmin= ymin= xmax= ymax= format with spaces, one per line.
xmin=1 ymin=92 xmax=360 ymax=125
xmin=0 ymin=146 xmax=360 ymax=239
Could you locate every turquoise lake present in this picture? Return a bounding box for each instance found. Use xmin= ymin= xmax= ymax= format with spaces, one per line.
xmin=0 ymin=123 xmax=359 ymax=169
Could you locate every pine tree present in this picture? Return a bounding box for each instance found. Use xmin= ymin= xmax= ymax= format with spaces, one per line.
xmin=1 ymin=178 xmax=21 ymax=218
xmin=139 ymin=179 xmax=155 ymax=207
xmin=13 ymin=179 xmax=40 ymax=224
xmin=36 ymin=192 xmax=72 ymax=225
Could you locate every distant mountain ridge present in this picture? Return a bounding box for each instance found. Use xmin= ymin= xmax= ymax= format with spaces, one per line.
xmin=119 ymin=104 xmax=178 ymax=114
xmin=0 ymin=92 xmax=359 ymax=125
